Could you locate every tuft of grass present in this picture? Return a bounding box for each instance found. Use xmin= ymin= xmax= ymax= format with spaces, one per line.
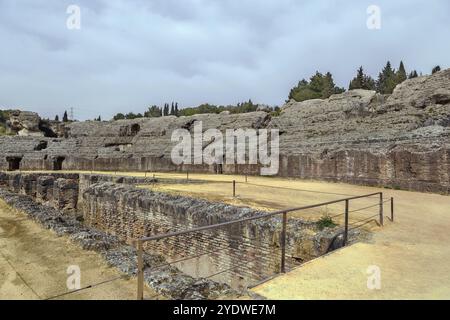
xmin=0 ymin=125 xmax=6 ymax=136
xmin=317 ymin=215 xmax=337 ymax=230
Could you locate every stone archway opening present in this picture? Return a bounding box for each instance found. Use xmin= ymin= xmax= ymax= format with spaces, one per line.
xmin=131 ymin=123 xmax=141 ymax=136
xmin=53 ymin=157 xmax=65 ymax=171
xmin=6 ymin=157 xmax=22 ymax=171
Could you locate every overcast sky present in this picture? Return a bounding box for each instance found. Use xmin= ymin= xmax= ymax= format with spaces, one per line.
xmin=1 ymin=0 xmax=449 ymax=120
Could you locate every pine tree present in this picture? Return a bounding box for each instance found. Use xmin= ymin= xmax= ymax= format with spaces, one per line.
xmin=321 ymin=72 xmax=335 ymax=98
xmin=432 ymin=65 xmax=441 ymax=74
xmin=175 ymin=103 xmax=179 ymax=117
xmin=377 ymin=61 xmax=397 ymax=94
xmin=55 ymin=115 xmax=59 ymax=121
xmin=145 ymin=105 xmax=162 ymax=118
xmin=349 ymin=66 xmax=375 ymax=90
xmin=288 ymin=72 xmax=344 ymax=102
xmin=113 ymin=113 xmax=125 ymax=120
xmin=349 ymin=67 xmax=365 ymax=90
xmin=170 ymin=103 xmax=175 ymax=116
xmin=63 ymin=111 xmax=69 ymax=122
xmin=408 ymin=70 xmax=418 ymax=79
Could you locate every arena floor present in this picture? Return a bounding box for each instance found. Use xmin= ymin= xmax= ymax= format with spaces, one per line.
xmin=2 ymin=170 xmax=450 ymax=299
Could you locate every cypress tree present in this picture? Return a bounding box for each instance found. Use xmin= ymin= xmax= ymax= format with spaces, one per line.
xmin=397 ymin=61 xmax=407 ymax=83
xmin=63 ymin=111 xmax=69 ymax=122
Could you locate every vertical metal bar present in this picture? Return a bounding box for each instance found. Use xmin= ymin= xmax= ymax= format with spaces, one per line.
xmin=379 ymin=193 xmax=384 ymax=226
xmin=344 ymin=199 xmax=349 ymax=246
xmin=391 ymin=197 xmax=394 ymax=222
xmin=187 ymin=171 xmax=189 ymax=181
xmin=245 ymin=174 xmax=248 ymax=183
xmin=233 ymin=180 xmax=236 ymax=197
xmin=137 ymin=240 xmax=144 ymax=300
xmin=280 ymin=212 xmax=287 ymax=273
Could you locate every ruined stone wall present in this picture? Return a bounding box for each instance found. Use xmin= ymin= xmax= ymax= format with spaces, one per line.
xmin=0 ymin=172 xmax=80 ymax=212
xmin=79 ymin=179 xmax=341 ymax=286
xmin=0 ymin=171 xmax=345 ymax=287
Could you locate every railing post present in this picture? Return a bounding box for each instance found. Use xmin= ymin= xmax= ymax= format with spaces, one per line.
xmin=344 ymin=199 xmax=349 ymax=246
xmin=391 ymin=197 xmax=394 ymax=222
xmin=233 ymin=180 xmax=236 ymax=197
xmin=379 ymin=193 xmax=384 ymax=226
xmin=187 ymin=171 xmax=189 ymax=181
xmin=137 ymin=240 xmax=144 ymax=300
xmin=280 ymin=212 xmax=287 ymax=273
xmin=245 ymin=174 xmax=248 ymax=183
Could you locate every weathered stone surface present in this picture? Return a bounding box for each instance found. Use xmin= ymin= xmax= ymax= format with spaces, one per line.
xmin=0 ymin=172 xmax=353 ymax=290
xmin=52 ymin=178 xmax=78 ymax=212
xmin=0 ymin=188 xmax=237 ymax=299
xmin=0 ymin=69 xmax=449 ymax=192
xmin=79 ymin=180 xmax=354 ymax=284
xmin=36 ymin=176 xmax=55 ymax=203
xmin=8 ymin=110 xmax=44 ymax=137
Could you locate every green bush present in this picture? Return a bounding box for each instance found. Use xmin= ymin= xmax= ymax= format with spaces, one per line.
xmin=317 ymin=215 xmax=337 ymax=230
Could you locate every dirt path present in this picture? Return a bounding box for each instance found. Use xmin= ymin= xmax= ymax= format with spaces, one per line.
xmin=0 ymin=199 xmax=152 ymax=300
xmin=251 ymin=189 xmax=450 ymax=299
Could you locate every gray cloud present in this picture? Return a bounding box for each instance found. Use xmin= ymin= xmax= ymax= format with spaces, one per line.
xmin=0 ymin=0 xmax=449 ymax=120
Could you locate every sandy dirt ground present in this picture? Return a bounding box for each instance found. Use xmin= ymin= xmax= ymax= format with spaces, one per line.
xmin=138 ymin=172 xmax=387 ymax=230
xmin=0 ymin=199 xmax=154 ymax=300
xmin=134 ymin=172 xmax=450 ymax=299
xmin=5 ymin=170 xmax=450 ymax=299
xmin=249 ymin=184 xmax=450 ymax=299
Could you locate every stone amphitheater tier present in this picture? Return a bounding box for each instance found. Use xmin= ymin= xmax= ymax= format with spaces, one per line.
xmin=1 ymin=69 xmax=449 ymax=193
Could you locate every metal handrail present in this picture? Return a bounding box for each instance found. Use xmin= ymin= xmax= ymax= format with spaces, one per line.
xmin=135 ymin=191 xmax=393 ymax=300
xmin=139 ymin=192 xmax=381 ymax=242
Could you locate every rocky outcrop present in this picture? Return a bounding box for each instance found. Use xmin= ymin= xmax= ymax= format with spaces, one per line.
xmin=8 ymin=110 xmax=43 ymax=136
xmin=3 ymin=110 xmax=59 ymax=137
xmin=0 ymin=69 xmax=449 ymax=193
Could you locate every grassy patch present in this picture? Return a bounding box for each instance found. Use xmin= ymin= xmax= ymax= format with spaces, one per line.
xmin=317 ymin=215 xmax=337 ymax=230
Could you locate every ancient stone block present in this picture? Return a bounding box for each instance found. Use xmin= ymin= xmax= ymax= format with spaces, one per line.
xmin=53 ymin=178 xmax=79 ymax=212
xmin=36 ymin=176 xmax=55 ymax=203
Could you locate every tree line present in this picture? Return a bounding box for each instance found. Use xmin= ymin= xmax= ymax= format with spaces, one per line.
xmin=288 ymin=62 xmax=442 ymax=102
xmin=58 ymin=62 xmax=443 ymax=122
xmin=112 ymin=100 xmax=281 ymax=120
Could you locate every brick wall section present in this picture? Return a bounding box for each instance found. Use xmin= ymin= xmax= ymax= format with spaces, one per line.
xmin=0 ymin=172 xmax=343 ymax=287
xmin=79 ymin=180 xmax=337 ymax=285
xmin=0 ymin=173 xmax=80 ymax=213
